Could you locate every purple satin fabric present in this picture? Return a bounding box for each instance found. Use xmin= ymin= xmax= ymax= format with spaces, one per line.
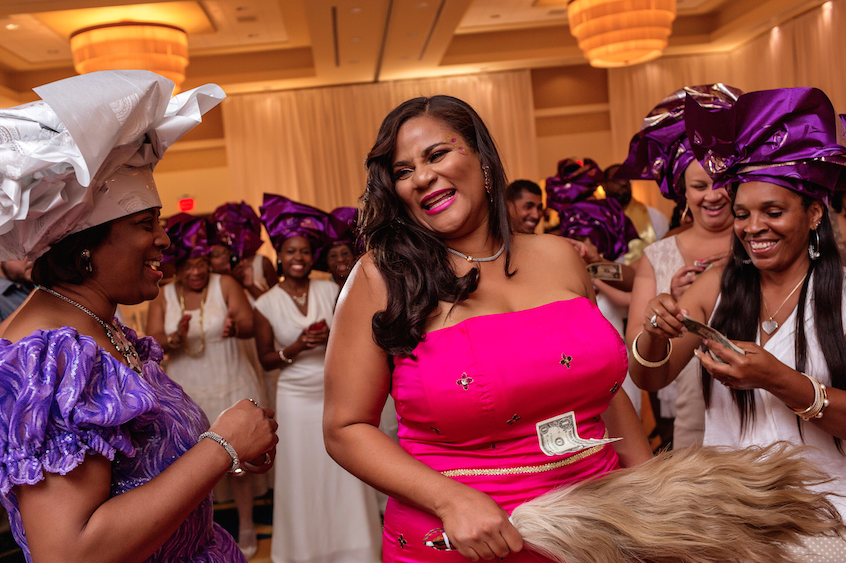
xmin=211 ymin=202 xmax=264 ymax=261
xmin=559 ymin=198 xmax=640 ymax=260
xmin=685 ymin=87 xmax=846 ymax=200
xmin=163 ymin=215 xmax=213 ymax=265
xmin=0 ymin=325 xmax=244 ymax=563
xmin=259 ymin=194 xmax=328 ymax=255
xmin=545 ymin=158 xmax=603 ymax=211
xmin=616 ymin=84 xmax=742 ymax=203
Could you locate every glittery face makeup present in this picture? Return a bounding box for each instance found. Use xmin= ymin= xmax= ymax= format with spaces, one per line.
xmin=446 ymin=135 xmax=468 ymax=155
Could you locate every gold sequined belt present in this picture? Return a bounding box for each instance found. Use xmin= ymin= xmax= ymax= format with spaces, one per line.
xmin=440 ymin=441 xmax=609 ymax=478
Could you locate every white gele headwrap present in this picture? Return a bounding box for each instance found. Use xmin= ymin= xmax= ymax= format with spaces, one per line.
xmin=0 ymin=70 xmax=225 ymax=261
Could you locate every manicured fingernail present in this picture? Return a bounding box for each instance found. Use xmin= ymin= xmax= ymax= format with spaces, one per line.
xmin=693 ymin=349 xmax=700 ymax=357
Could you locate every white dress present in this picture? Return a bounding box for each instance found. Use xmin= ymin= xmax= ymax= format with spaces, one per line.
xmin=164 ymin=273 xmax=262 ymax=422
xmin=255 ymin=280 xmax=381 ymax=563
xmin=706 ymin=275 xmax=846 ymax=562
xmin=643 ymin=236 xmax=706 ymax=448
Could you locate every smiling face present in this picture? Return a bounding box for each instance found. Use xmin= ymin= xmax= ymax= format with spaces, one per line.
xmin=684 ymin=159 xmax=733 ymax=232
xmin=508 ymin=190 xmax=543 ymax=234
xmin=733 ymin=181 xmax=824 ymax=272
xmin=90 ymin=208 xmax=170 ymax=304
xmin=326 ymin=243 xmax=355 ymax=285
xmin=278 ymin=236 xmax=313 ymax=280
xmin=177 ymin=255 xmax=211 ymax=292
xmin=392 ymin=116 xmax=489 ymax=241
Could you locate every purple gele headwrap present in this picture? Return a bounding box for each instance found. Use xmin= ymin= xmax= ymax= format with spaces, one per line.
xmin=685 ymin=87 xmax=846 ymax=201
xmin=259 ymin=194 xmax=328 ymax=256
xmin=545 ymin=158 xmax=603 ymax=212
xmin=211 ymin=202 xmax=264 ymax=261
xmin=559 ymin=198 xmax=640 ymax=261
xmin=616 ymin=84 xmax=743 ymax=203
xmin=327 ymin=207 xmax=360 ymax=249
xmin=162 ymin=215 xmax=213 ymax=265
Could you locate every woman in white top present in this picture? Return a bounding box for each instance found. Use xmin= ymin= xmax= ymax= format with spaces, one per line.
xmin=623 ymin=84 xmax=742 ymax=449
xmin=147 ymin=215 xmax=263 ymax=559
xmin=254 ymin=194 xmax=381 ymax=563
xmin=630 ymin=87 xmax=846 ymax=561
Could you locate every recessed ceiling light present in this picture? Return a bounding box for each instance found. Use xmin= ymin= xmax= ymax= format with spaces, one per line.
xmin=5 ymin=23 xmax=20 ymax=31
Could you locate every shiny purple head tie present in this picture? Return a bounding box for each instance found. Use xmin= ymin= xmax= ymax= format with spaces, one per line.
xmin=685 ymin=87 xmax=846 ymax=201
xmin=163 ymin=215 xmax=213 ymax=265
xmin=259 ymin=193 xmax=329 ymax=255
xmin=327 ymin=207 xmax=360 ymax=249
xmin=211 ymin=202 xmax=264 ymax=261
xmin=616 ymin=84 xmax=742 ymax=203
xmin=558 ymin=198 xmax=639 ymax=261
xmin=545 ymin=158 xmax=603 ymax=212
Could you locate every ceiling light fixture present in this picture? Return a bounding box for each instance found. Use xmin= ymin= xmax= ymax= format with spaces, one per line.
xmin=567 ymin=0 xmax=676 ymax=68
xmin=70 ymin=22 xmax=189 ymax=90
xmin=4 ymin=23 xmax=20 ymax=31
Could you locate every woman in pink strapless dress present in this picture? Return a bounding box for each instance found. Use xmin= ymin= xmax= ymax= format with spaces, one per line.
xmin=324 ymin=96 xmax=652 ymax=562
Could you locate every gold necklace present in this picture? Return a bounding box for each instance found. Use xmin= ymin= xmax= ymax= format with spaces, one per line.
xmin=177 ymin=284 xmax=207 ymax=356
xmin=761 ymin=274 xmax=807 ymax=335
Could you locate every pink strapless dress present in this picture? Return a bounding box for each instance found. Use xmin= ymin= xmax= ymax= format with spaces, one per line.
xmin=383 ymin=298 xmax=628 ymax=562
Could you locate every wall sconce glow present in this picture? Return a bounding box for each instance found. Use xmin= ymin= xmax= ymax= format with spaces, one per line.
xmin=4 ymin=23 xmax=20 ymax=31
xmin=568 ymin=0 xmax=677 ymax=68
xmin=70 ymin=22 xmax=189 ymax=90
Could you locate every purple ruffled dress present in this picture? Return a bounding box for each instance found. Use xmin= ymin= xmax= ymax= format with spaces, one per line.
xmin=0 ymin=324 xmax=245 ymax=563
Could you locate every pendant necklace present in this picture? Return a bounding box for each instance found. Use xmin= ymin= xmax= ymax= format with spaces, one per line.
xmin=36 ymin=285 xmax=143 ymax=374
xmin=283 ymin=282 xmax=308 ymax=307
xmin=177 ymin=284 xmax=207 ymax=356
xmin=446 ymin=242 xmax=505 ymax=263
xmin=761 ymin=274 xmax=807 ymax=335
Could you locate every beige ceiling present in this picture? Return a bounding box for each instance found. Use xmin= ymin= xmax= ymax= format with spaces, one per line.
xmin=0 ymin=0 xmax=829 ymax=105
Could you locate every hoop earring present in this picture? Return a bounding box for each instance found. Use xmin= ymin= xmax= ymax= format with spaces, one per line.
xmin=482 ymin=165 xmax=492 ymax=202
xmin=680 ymin=201 xmax=689 ymax=223
xmin=81 ymin=249 xmax=93 ymax=273
xmin=808 ymin=228 xmax=821 ymax=260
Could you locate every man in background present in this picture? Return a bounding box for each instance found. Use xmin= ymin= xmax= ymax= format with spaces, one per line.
xmin=506 ymin=179 xmax=543 ymax=234
xmin=603 ymin=164 xmax=669 ymax=264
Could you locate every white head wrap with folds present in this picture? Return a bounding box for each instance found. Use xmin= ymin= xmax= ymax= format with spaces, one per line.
xmin=0 ymin=70 xmax=225 ymax=260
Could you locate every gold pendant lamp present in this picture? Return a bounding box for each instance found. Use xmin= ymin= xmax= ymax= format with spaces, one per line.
xmin=70 ymin=22 xmax=189 ymax=90
xmin=568 ymin=0 xmax=677 ymax=68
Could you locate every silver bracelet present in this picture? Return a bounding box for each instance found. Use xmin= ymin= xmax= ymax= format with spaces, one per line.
xmin=278 ymin=349 xmax=294 ymax=364
xmin=198 ymin=431 xmax=241 ymax=474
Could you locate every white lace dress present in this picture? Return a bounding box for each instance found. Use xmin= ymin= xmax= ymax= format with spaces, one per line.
xmin=255 ymin=280 xmax=381 ymax=563
xmin=643 ymin=236 xmax=706 ymax=448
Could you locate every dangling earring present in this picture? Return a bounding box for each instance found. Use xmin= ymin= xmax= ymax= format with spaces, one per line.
xmin=680 ymin=201 xmax=690 ymax=223
xmin=482 ymin=165 xmax=492 ymax=203
xmin=808 ymin=228 xmax=821 ymax=260
xmin=81 ymin=249 xmax=93 ymax=273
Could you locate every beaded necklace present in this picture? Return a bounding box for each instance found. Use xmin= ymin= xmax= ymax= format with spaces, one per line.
xmin=36 ymin=285 xmax=143 ymax=374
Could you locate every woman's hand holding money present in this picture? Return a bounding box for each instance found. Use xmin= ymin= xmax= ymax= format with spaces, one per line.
xmin=696 ymin=338 xmax=794 ymax=392
xmin=643 ymin=293 xmax=687 ymax=340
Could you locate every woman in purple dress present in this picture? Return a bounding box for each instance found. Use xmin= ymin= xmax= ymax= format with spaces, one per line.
xmin=0 ymin=71 xmax=277 ymax=563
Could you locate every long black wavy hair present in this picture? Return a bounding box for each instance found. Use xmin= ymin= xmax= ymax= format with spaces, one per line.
xmin=706 ymin=189 xmax=845 ymax=452
xmin=361 ymin=96 xmax=514 ymax=357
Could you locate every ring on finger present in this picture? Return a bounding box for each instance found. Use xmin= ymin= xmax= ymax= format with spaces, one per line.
xmin=263 ymin=452 xmax=272 ymax=465
xmin=247 ymin=398 xmax=260 ymax=408
xmin=650 ymin=314 xmax=659 ymax=329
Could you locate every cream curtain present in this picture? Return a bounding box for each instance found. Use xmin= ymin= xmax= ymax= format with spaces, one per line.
xmin=222 ymin=70 xmax=538 ymax=213
xmin=609 ymin=1 xmax=846 ymax=161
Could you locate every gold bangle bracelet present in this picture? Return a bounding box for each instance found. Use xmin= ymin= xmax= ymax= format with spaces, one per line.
xmin=792 ymin=373 xmax=831 ymax=420
xmin=631 ymin=331 xmax=672 ymax=368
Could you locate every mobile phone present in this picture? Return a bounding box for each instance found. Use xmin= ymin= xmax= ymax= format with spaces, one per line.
xmin=309 ymin=321 xmax=326 ymax=331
